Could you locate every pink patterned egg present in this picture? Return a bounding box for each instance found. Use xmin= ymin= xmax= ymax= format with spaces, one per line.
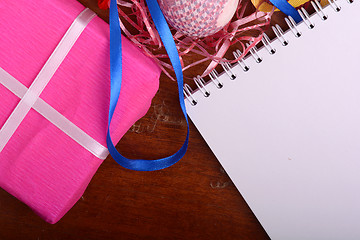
xmin=158 ymin=0 xmax=240 ymax=38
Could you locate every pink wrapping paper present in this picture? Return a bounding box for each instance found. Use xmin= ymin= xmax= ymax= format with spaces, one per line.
xmin=0 ymin=0 xmax=160 ymax=223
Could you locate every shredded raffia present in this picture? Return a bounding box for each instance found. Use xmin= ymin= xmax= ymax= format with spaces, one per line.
xmin=115 ymin=0 xmax=273 ymax=80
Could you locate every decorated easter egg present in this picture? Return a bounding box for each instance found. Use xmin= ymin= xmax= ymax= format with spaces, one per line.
xmin=158 ymin=0 xmax=240 ymax=38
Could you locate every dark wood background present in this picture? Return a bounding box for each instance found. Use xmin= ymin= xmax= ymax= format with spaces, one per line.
xmin=0 ymin=1 xmax=279 ymax=239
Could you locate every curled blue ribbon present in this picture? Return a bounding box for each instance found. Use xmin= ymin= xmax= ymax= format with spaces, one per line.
xmin=267 ymin=0 xmax=302 ymax=23
xmin=107 ymin=0 xmax=189 ymax=171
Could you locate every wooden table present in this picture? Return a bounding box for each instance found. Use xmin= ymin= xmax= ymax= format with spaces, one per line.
xmin=0 ymin=1 xmax=270 ymax=239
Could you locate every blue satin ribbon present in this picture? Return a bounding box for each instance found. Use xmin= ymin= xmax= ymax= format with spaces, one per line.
xmin=267 ymin=0 xmax=302 ymax=23
xmin=107 ymin=0 xmax=189 ymax=171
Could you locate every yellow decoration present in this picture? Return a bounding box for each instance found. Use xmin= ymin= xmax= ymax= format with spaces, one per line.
xmin=251 ymin=0 xmax=328 ymax=12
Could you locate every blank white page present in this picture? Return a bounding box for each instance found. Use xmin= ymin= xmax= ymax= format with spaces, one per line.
xmin=186 ymin=1 xmax=360 ymax=239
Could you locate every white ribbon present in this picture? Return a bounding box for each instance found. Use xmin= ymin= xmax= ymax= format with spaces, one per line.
xmin=0 ymin=8 xmax=109 ymax=160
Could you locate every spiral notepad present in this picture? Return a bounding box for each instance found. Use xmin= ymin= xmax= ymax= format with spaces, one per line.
xmin=184 ymin=1 xmax=360 ymax=239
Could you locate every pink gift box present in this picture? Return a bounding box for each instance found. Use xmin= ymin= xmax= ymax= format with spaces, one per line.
xmin=0 ymin=0 xmax=160 ymax=223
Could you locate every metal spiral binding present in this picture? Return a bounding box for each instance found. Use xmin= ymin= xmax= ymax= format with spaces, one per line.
xmin=262 ymin=33 xmax=276 ymax=54
xmin=298 ymin=7 xmax=315 ymax=28
xmin=233 ymin=49 xmax=250 ymax=71
xmin=246 ymin=42 xmax=263 ymax=63
xmin=184 ymin=0 xmax=345 ymax=106
xmin=272 ymin=25 xmax=289 ymax=46
xmin=329 ymin=0 xmax=342 ymax=11
xmin=183 ymin=84 xmax=197 ymax=106
xmin=221 ymin=60 xmax=236 ymax=80
xmin=209 ymin=69 xmax=223 ymax=89
xmin=285 ymin=16 xmax=302 ymax=37
xmin=311 ymin=0 xmax=328 ymax=20
xmin=194 ymin=75 xmax=210 ymax=97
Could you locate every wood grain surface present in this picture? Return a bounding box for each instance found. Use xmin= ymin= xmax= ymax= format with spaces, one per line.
xmin=0 ymin=1 xmax=283 ymax=239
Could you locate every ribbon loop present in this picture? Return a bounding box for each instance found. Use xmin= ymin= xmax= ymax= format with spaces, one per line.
xmin=107 ymin=0 xmax=189 ymax=171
